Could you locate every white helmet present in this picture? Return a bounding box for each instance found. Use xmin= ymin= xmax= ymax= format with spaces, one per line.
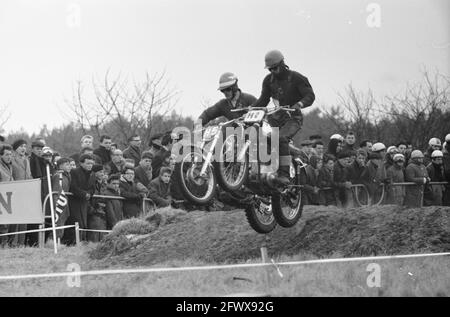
xmin=387 ymin=146 xmax=398 ymax=154
xmin=218 ymin=72 xmax=238 ymax=91
xmin=431 ymin=150 xmax=443 ymax=158
xmin=445 ymin=134 xmax=450 ymax=142
xmin=428 ymin=137 xmax=441 ymax=147
xmin=330 ymin=134 xmax=344 ymax=141
xmin=393 ymin=153 xmax=405 ymax=162
xmin=372 ymin=142 xmax=386 ymax=152
xmin=410 ymin=150 xmax=424 ymax=159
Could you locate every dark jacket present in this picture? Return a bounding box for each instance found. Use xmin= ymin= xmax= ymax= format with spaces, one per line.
xmin=119 ymin=176 xmax=142 ymax=218
xmin=68 ymin=166 xmax=95 ymax=228
xmin=198 ymin=91 xmax=257 ymax=125
xmin=361 ymin=160 xmax=386 ymax=204
xmin=106 ymin=161 xmax=123 ymax=175
xmin=123 ymin=145 xmax=141 ymax=166
xmin=29 ymin=153 xmax=46 ymax=179
xmin=303 ymin=165 xmax=318 ymax=205
xmin=135 ymin=165 xmax=153 ymax=188
xmin=404 ymin=161 xmax=429 ymax=207
xmin=425 ymin=163 xmax=445 ymax=206
xmin=104 ymin=186 xmax=123 ymax=229
xmin=317 ymin=166 xmax=336 ymax=205
xmin=148 ymin=177 xmax=171 ymax=207
xmin=152 ymin=149 xmax=170 ymax=179
xmin=254 ymin=69 xmax=315 ymax=123
xmin=347 ymin=160 xmax=365 ymax=184
xmin=93 ymin=146 xmax=111 ymax=165
xmin=51 ymin=170 xmax=71 ymax=238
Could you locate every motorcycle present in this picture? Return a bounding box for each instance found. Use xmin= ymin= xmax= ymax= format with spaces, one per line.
xmin=173 ymin=100 xmax=306 ymax=234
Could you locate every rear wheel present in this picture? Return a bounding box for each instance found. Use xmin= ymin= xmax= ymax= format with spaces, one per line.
xmin=271 ymin=165 xmax=304 ymax=227
xmin=174 ymin=146 xmax=217 ymax=205
xmin=244 ymin=198 xmax=276 ymax=234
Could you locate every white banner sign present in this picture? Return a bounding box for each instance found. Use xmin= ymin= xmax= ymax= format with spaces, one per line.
xmin=0 ymin=179 xmax=44 ymax=224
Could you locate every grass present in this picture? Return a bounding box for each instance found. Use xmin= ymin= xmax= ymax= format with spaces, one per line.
xmin=0 ymin=244 xmax=448 ymax=297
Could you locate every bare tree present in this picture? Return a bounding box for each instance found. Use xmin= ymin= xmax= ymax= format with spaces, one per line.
xmin=0 ymin=105 xmax=11 ymax=134
xmin=64 ymin=69 xmax=180 ymax=146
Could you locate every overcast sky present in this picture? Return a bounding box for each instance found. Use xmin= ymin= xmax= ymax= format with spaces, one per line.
xmin=0 ymin=0 xmax=448 ymax=135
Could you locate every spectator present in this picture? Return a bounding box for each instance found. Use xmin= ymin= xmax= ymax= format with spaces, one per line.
xmin=79 ymin=147 xmax=102 ymax=165
xmin=65 ymin=154 xmax=96 ymax=243
xmin=119 ymin=166 xmax=145 ymax=218
xmin=326 ymin=138 xmax=342 ymax=158
xmin=11 ymin=139 xmax=32 ymax=181
xmin=443 ymin=135 xmax=450 ymax=206
xmin=318 ymin=155 xmax=337 ymax=206
xmin=108 ymin=149 xmax=125 ymax=174
xmin=52 ymin=152 xmax=61 ymax=170
xmin=333 ymin=151 xmax=353 ymax=208
xmin=69 ymin=158 xmax=77 ymax=170
xmin=303 ymin=155 xmax=320 ymax=205
xmin=342 ymin=131 xmax=356 ymax=152
xmin=87 ymin=165 xmax=108 ymax=242
xmin=385 ymin=146 xmax=399 ymax=169
xmin=0 ymin=145 xmax=14 ymax=247
xmin=347 ymin=149 xmax=366 ymax=184
xmin=94 ymin=135 xmax=112 ymax=165
xmin=372 ymin=142 xmax=387 ymax=161
xmin=35 ymin=137 xmax=46 ymax=146
xmin=396 ymin=141 xmax=407 ymax=156
xmin=312 ymin=140 xmax=324 ymax=159
xmin=104 ymin=174 xmax=123 ymax=229
xmin=135 ymin=152 xmax=153 ymax=188
xmin=404 ymin=150 xmax=430 ymax=208
xmin=386 ymin=154 xmax=406 ymax=205
xmin=424 ymin=138 xmax=442 ymax=166
xmin=10 ymin=140 xmax=32 ymax=246
xmin=148 ymin=167 xmax=173 ymax=208
xmin=359 ymin=140 xmax=373 ymax=155
xmin=424 ymin=150 xmax=445 ymax=206
xmin=361 ymin=152 xmax=386 ymax=205
xmin=42 ymin=147 xmax=55 ymax=176
xmin=110 ymin=143 xmax=118 ymax=152
xmin=148 ymin=134 xmax=164 ymax=157
xmin=152 ymin=145 xmax=171 ymax=179
xmin=29 ymin=140 xmax=46 ymax=179
xmin=51 ymin=158 xmax=72 ymax=241
xmin=123 ymin=134 xmax=142 ymax=167
xmin=70 ymin=135 xmax=94 ymax=166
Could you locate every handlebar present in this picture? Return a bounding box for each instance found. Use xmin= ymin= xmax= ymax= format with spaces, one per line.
xmin=230 ymin=106 xmax=296 ymax=113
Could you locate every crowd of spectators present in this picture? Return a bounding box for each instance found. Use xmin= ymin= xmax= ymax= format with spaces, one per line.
xmin=0 ymin=130 xmax=449 ymax=247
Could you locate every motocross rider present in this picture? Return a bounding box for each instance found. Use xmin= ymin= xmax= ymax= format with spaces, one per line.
xmin=252 ymin=50 xmax=315 ymax=187
xmin=198 ymin=72 xmax=257 ymax=125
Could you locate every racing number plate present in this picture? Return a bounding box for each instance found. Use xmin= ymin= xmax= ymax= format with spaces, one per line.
xmin=243 ymin=110 xmax=265 ymax=123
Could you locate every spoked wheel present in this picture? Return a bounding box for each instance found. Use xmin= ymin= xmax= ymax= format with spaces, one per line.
xmin=272 ymin=184 xmax=303 ymax=228
xmin=215 ymin=134 xmax=249 ymax=192
xmin=245 ymin=197 xmax=276 ymax=234
xmin=174 ymin=147 xmax=217 ymax=205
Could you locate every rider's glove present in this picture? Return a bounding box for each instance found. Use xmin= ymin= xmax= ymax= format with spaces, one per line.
xmin=292 ymin=101 xmax=303 ymax=111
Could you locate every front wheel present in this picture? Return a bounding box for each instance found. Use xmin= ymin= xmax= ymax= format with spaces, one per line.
xmin=245 ymin=198 xmax=277 ymax=234
xmin=215 ymin=134 xmax=249 ymax=192
xmin=174 ymin=146 xmax=217 ymax=205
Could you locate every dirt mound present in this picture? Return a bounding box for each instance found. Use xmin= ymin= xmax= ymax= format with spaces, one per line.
xmin=90 ymin=205 xmax=450 ymax=267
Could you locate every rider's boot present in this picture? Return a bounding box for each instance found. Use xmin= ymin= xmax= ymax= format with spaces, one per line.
xmin=272 ymin=155 xmax=291 ymax=188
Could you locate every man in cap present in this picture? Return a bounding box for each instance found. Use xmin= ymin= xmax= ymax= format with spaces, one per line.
xmin=361 ymin=151 xmax=387 ymax=204
xmin=198 ymin=72 xmax=257 ymax=126
xmin=29 ymin=140 xmax=46 ymax=179
xmin=404 ymin=150 xmax=430 ymax=208
xmin=135 ymin=151 xmax=154 ymax=188
xmin=252 ymin=50 xmax=315 ymax=187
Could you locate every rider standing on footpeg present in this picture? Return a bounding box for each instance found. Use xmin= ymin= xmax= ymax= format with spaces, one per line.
xmin=253 ymin=50 xmax=315 ymax=187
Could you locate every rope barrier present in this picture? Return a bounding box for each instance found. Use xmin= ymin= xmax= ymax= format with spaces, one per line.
xmin=0 ymin=252 xmax=448 ymax=281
